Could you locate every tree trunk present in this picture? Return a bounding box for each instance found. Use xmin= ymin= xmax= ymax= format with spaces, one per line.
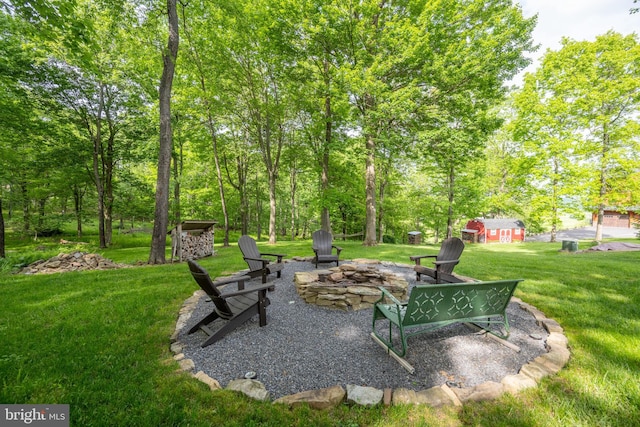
xmin=340 ymin=205 xmax=347 ymax=239
xmin=237 ymin=157 xmax=249 ymax=235
xmin=363 ymin=132 xmax=377 ymax=246
xmin=377 ymin=177 xmax=386 ymax=243
xmin=73 ymin=185 xmax=83 ymax=238
xmin=149 ymin=0 xmax=179 ymax=264
xmin=104 ymin=189 xmax=113 ymax=245
xmin=446 ymin=164 xmax=455 ymax=239
xmin=550 ymin=158 xmax=559 ymax=242
xmin=172 ymin=137 xmax=181 ymax=228
xmin=19 ymin=179 xmax=29 ymax=233
xmin=206 ymin=117 xmax=230 ymax=247
xmin=595 ymin=204 xmax=605 ymax=242
xmin=595 ymin=130 xmax=610 ymax=242
xmin=0 ymin=198 xmax=5 ymax=258
xmin=91 ymin=89 xmax=106 ymax=248
xmin=223 ymin=148 xmax=249 ymax=236
xmin=321 ymin=64 xmax=332 ymax=232
xmin=320 ymin=144 xmax=331 ymax=232
xmin=290 ymin=161 xmax=297 ymax=240
xmin=268 ymin=170 xmax=277 ymax=244
xmin=94 ymin=160 xmax=106 ymax=248
xmin=103 ymin=126 xmax=115 ymax=246
xmin=255 ymin=172 xmax=263 ymax=240
xmin=37 ymin=198 xmax=46 ymax=230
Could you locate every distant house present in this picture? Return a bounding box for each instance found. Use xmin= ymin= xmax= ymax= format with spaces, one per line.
xmin=462 ymin=218 xmax=526 ymax=244
xmin=592 ymin=208 xmax=639 ymax=228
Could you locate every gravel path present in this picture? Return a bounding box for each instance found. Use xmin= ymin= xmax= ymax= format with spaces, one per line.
xmin=527 ymin=225 xmax=638 ymax=242
xmin=177 ymin=261 xmax=548 ymax=399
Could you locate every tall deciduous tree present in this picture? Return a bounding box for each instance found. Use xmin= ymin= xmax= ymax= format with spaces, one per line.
xmin=514 ymin=32 xmax=640 ymax=241
xmin=513 ymin=71 xmax=583 ymax=242
xmin=0 ymin=5 xmax=83 ymax=242
xmin=23 ymin=1 xmax=155 ymax=248
xmin=291 ymin=0 xmax=351 ymax=234
xmin=342 ymin=0 xmax=423 ymax=246
xmin=179 ymin=3 xmax=233 ymax=246
xmin=482 ymin=109 xmax=533 ymax=227
xmin=413 ymin=0 xmax=535 ymax=238
xmin=212 ymin=0 xmax=295 ymax=244
xmin=571 ymin=32 xmax=640 ymax=241
xmin=149 ymin=0 xmax=179 ymax=264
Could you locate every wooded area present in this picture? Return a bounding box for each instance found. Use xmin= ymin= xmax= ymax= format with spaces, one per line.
xmin=1 ymin=1 xmax=639 ymax=259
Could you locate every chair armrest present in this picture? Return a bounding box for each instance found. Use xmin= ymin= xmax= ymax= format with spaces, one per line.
xmin=212 ymin=275 xmax=252 ymax=288
xmin=244 ymin=256 xmax=271 ymax=265
xmin=261 ymin=253 xmax=286 ymax=262
xmin=221 ymin=282 xmax=274 ymax=298
xmin=409 ymin=254 xmax=436 ymax=265
xmin=333 ymin=245 xmax=343 ymax=254
xmin=433 ymin=259 xmax=460 ymax=267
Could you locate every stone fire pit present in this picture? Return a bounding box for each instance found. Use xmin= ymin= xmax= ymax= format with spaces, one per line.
xmin=293 ymin=261 xmax=408 ymax=311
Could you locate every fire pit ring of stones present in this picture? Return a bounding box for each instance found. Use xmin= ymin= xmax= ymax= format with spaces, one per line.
xmin=293 ymin=263 xmax=409 ymax=310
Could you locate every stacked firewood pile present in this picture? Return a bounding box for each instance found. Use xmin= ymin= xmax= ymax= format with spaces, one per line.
xmin=176 ymin=230 xmax=214 ymax=260
xmin=21 ymin=252 xmax=128 ymax=275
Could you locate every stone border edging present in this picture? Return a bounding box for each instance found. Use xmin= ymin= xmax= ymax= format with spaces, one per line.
xmin=170 ymin=261 xmax=570 ymax=409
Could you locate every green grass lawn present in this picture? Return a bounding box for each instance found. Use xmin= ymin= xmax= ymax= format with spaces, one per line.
xmin=1 ymin=233 xmax=639 ymax=426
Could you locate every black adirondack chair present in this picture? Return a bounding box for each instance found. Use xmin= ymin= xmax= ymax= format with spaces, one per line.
xmin=311 ymin=230 xmax=342 ymax=268
xmin=409 ymin=237 xmax=465 ymax=283
xmin=238 ymin=235 xmax=286 ymax=283
xmin=187 ymin=260 xmax=272 ymax=348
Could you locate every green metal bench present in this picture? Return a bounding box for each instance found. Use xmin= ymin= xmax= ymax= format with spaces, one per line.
xmin=371 ymin=279 xmax=523 ymax=372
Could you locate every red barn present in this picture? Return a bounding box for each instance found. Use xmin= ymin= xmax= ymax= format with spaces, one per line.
xmin=462 ymin=218 xmax=526 ymax=244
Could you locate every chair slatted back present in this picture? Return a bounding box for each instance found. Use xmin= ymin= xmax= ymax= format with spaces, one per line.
xmin=187 ymin=260 xmax=233 ymax=317
xmin=238 ymin=235 xmax=263 ymax=272
xmin=312 ymin=230 xmax=334 ymax=256
xmin=436 ymin=237 xmax=465 ymax=274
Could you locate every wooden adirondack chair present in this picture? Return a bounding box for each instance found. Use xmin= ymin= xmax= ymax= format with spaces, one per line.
xmin=187 ymin=260 xmax=273 ymax=348
xmin=238 ymin=235 xmax=286 ymax=283
xmin=311 ymin=230 xmax=342 ymax=268
xmin=409 ymin=237 xmax=465 ymax=283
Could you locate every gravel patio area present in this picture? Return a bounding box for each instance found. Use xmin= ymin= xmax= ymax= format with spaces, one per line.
xmin=177 ymin=260 xmax=549 ymax=400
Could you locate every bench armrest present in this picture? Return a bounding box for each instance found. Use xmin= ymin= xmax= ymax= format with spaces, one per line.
xmin=377 ymin=286 xmax=406 ymax=307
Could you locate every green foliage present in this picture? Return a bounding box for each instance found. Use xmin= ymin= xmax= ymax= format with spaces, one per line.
xmin=6 ymin=0 xmax=636 ymax=255
xmin=513 ymin=32 xmax=640 ymax=235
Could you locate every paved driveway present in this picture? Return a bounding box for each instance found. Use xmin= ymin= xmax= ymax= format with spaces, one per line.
xmin=527 ymin=226 xmax=638 ymax=242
